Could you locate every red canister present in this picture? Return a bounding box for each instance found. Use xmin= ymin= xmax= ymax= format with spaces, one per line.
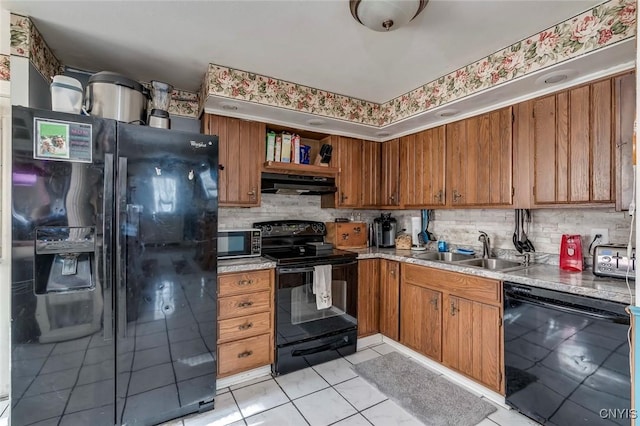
xmin=560 ymin=234 xmax=584 ymax=271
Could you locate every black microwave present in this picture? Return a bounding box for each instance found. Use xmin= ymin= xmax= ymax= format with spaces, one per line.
xmin=217 ymin=229 xmax=262 ymax=259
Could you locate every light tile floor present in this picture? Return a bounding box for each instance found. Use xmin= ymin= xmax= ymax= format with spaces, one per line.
xmin=163 ymin=343 xmax=541 ymax=426
xmin=0 ymin=343 xmax=540 ymax=426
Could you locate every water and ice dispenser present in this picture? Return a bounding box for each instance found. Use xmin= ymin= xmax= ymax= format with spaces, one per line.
xmin=33 ymin=226 xmax=102 ymax=343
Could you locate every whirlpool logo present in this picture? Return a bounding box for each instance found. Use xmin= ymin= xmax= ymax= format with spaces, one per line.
xmin=190 ymin=140 xmax=209 ymax=149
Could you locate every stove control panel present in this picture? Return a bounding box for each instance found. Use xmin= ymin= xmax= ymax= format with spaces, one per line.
xmin=253 ymin=221 xmax=326 ymax=237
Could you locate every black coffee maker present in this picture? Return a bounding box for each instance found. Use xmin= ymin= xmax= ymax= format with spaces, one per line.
xmin=373 ymin=213 xmax=397 ymax=248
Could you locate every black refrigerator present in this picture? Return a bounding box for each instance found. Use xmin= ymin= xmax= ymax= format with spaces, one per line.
xmin=10 ymin=106 xmax=219 ymax=426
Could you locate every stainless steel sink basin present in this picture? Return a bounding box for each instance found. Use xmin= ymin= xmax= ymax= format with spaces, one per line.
xmin=414 ymin=252 xmax=474 ymax=262
xmin=454 ymin=258 xmax=525 ymax=271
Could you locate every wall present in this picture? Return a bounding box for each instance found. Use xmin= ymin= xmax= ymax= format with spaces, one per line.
xmin=0 ymin=6 xmax=11 ymax=400
xmin=220 ymin=197 xmax=634 ymax=269
xmin=27 ymin=61 xmax=50 ymax=110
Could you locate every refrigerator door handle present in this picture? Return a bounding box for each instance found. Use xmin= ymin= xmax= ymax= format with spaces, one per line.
xmin=103 ymin=153 xmax=114 ymax=340
xmin=116 ymin=156 xmax=128 ymax=338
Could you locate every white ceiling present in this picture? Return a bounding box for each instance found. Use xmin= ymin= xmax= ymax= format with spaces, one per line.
xmin=6 ymin=0 xmax=636 ymax=141
xmin=6 ymin=0 xmax=603 ymax=103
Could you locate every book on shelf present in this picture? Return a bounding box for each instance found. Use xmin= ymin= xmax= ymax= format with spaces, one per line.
xmin=281 ymin=133 xmax=292 ymax=163
xmin=274 ymin=134 xmax=282 ymax=162
xmin=266 ymin=131 xmax=275 ymax=162
xmin=292 ymin=134 xmax=301 ymax=164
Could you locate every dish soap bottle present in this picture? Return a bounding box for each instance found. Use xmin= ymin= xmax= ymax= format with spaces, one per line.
xmin=438 ymin=237 xmax=448 ymax=252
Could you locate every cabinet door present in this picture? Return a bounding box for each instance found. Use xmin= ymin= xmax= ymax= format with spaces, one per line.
xmin=401 ymin=127 xmax=446 ymax=207
xmin=615 ymin=72 xmax=636 ymax=211
xmin=361 ymin=140 xmax=381 ymax=208
xmin=442 ymin=295 xmax=502 ymax=392
xmin=358 ymin=259 xmax=380 ymax=337
xmin=380 ymin=139 xmax=400 ymax=207
xmin=203 ymin=115 xmax=264 ymax=206
xmin=531 ymin=79 xmax=614 ymax=206
xmin=446 ymin=107 xmax=513 ymax=207
xmin=329 ymin=136 xmax=362 ymax=208
xmin=379 ymin=260 xmax=400 ymax=340
xmin=400 ymin=282 xmax=441 ymax=360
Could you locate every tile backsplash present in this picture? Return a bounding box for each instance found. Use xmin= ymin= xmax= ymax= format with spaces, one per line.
xmin=219 ymin=194 xmax=634 ymax=266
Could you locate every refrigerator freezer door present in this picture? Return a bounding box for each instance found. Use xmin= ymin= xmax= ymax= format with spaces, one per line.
xmin=115 ymin=123 xmax=219 ymax=425
xmin=11 ymin=106 xmax=116 ymax=426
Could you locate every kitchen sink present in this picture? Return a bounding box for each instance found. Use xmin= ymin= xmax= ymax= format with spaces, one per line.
xmin=454 ymin=258 xmax=525 ymax=271
xmin=413 ymin=252 xmax=474 ymax=262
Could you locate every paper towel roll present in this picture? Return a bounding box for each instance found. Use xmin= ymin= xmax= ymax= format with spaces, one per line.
xmin=411 ymin=217 xmax=422 ymax=245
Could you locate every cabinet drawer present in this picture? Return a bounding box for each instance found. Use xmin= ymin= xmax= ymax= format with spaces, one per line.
xmin=219 ymin=290 xmax=271 ymax=319
xmin=402 ymin=263 xmax=501 ymax=305
xmin=325 ymin=222 xmax=368 ymax=248
xmin=218 ymin=334 xmax=272 ymax=377
xmin=218 ymin=311 xmax=271 ymax=344
xmin=218 ymin=269 xmax=272 ymax=297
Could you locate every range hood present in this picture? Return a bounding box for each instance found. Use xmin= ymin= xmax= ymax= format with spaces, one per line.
xmin=261 ymin=172 xmax=337 ymax=195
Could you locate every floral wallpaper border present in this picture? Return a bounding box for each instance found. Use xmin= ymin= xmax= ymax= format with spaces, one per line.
xmin=0 ymin=55 xmax=9 ymax=82
xmin=203 ymin=0 xmax=636 ymax=127
xmin=10 ymin=14 xmax=62 ymax=82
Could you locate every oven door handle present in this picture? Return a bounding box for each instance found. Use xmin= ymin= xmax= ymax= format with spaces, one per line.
xmin=291 ymin=336 xmax=351 ymax=357
xmin=506 ymin=291 xmax=629 ymax=322
xmin=278 ymin=267 xmax=316 ymax=274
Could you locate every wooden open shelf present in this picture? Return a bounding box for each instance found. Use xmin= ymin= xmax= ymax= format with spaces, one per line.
xmin=262 ymin=161 xmax=339 ymax=177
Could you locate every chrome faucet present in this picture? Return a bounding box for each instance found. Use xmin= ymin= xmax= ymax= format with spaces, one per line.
xmin=478 ymin=231 xmax=491 ymax=259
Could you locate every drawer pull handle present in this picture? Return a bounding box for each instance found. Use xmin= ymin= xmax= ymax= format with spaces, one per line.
xmin=238 ymin=301 xmax=254 ymax=308
xmin=238 ymin=350 xmax=253 ymax=358
xmin=238 ymin=279 xmax=254 ymax=286
xmin=238 ymin=322 xmax=253 ymax=330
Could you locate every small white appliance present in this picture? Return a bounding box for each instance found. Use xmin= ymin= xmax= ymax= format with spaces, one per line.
xmin=51 ymin=75 xmax=84 ymax=114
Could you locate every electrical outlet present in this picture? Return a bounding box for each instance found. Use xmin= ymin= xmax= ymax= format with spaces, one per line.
xmin=590 ymin=228 xmax=609 ymax=246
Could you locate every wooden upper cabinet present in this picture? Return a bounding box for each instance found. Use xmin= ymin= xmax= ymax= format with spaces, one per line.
xmin=203 ymin=114 xmax=264 ymax=207
xmin=361 ymin=140 xmax=381 ymax=208
xmin=446 ymin=107 xmax=513 ymax=207
xmin=322 ymin=136 xmax=362 ymax=208
xmin=614 ymin=71 xmax=635 ymax=211
xmin=400 ymin=126 xmax=446 ymax=208
xmin=380 ymin=139 xmax=400 ymax=207
xmin=530 ymin=78 xmax=615 ymax=206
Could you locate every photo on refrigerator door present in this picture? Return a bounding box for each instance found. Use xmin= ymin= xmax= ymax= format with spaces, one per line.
xmin=34 ymin=119 xmax=70 ymax=160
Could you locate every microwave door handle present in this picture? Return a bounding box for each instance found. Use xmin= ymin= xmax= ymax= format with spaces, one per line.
xmin=506 ymin=291 xmax=626 ymax=322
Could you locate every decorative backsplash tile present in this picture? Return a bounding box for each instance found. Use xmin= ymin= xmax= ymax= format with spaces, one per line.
xmin=0 ymin=55 xmax=9 ymax=81
xmin=202 ymin=0 xmax=635 ymax=127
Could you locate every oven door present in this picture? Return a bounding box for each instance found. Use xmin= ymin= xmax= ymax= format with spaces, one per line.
xmin=275 ymin=260 xmax=358 ymax=347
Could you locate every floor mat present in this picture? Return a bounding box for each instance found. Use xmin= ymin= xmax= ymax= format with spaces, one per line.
xmin=354 ymin=352 xmax=497 ymax=426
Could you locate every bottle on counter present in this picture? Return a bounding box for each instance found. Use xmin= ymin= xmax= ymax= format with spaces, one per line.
xmin=438 ymin=237 xmax=448 ymax=252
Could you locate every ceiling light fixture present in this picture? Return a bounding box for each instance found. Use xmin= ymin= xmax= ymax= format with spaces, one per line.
xmin=544 ymin=74 xmax=568 ymax=84
xmin=376 ymin=131 xmax=391 ymax=137
xmin=350 ymin=0 xmax=428 ymax=32
xmin=438 ymin=109 xmax=460 ymax=117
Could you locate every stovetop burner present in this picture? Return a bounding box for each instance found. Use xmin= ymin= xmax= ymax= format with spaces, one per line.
xmin=253 ymin=220 xmax=357 ymax=266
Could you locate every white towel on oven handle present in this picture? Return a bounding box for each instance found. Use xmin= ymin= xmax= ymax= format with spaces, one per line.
xmin=313 ymin=265 xmax=332 ymax=309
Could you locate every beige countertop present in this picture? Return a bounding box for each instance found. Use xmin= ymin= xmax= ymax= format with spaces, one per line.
xmin=215 ymin=249 xmax=634 ymax=304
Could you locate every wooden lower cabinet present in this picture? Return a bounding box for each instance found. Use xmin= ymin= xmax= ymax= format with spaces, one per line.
xmin=379 ymin=260 xmax=400 ymax=340
xmin=217 ymin=269 xmax=274 ymax=378
xmin=442 ymin=295 xmax=502 ymax=392
xmin=400 ymin=282 xmax=442 ymax=360
xmin=357 ymin=259 xmax=380 ymax=337
xmin=400 ymin=263 xmax=504 ymax=394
